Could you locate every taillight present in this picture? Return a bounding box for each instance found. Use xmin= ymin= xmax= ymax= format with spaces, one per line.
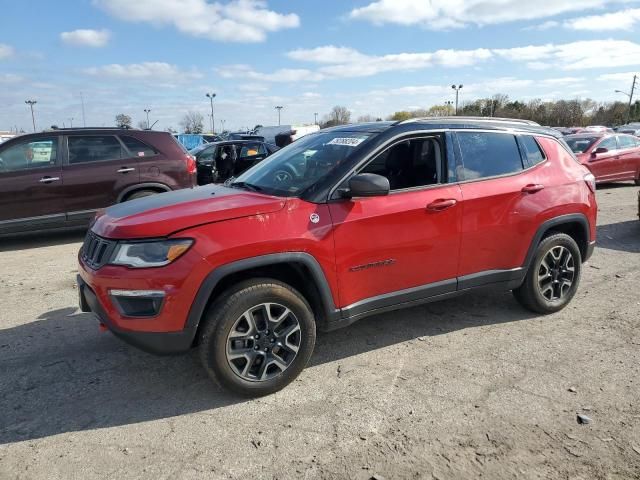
xmin=584 ymin=173 xmax=596 ymax=193
xmin=185 ymin=154 xmax=196 ymax=175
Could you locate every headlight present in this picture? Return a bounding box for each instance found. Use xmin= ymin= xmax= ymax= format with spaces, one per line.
xmin=110 ymin=239 xmax=193 ymax=268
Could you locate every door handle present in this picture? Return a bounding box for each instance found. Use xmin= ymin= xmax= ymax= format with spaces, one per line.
xmin=117 ymin=167 xmax=135 ymax=173
xmin=521 ymin=184 xmax=545 ymax=194
xmin=427 ymin=199 xmax=457 ymax=211
xmin=39 ymin=176 xmax=60 ymax=183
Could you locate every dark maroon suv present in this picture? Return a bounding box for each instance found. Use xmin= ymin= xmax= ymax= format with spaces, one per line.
xmin=0 ymin=128 xmax=196 ymax=235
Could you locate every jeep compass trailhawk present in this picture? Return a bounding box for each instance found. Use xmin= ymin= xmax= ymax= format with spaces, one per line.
xmin=78 ymin=118 xmax=597 ymax=396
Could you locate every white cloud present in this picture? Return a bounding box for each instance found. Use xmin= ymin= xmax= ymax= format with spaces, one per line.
xmin=524 ymin=20 xmax=560 ymax=31
xmin=0 ymin=43 xmax=14 ymax=59
xmin=217 ymin=64 xmax=325 ymax=82
xmin=349 ymin=0 xmax=635 ymax=29
xmin=0 ymin=73 xmax=23 ymax=83
xmin=286 ymin=45 xmax=492 ymax=78
xmin=84 ymin=62 xmax=203 ymax=83
xmin=564 ymin=8 xmax=640 ymax=30
xmin=94 ymin=0 xmax=299 ymax=43
xmin=495 ymin=39 xmax=640 ymax=70
xmin=60 ymin=29 xmax=111 ymax=47
xmin=237 ymin=83 xmax=269 ymax=92
xmin=597 ymin=71 xmax=638 ymax=82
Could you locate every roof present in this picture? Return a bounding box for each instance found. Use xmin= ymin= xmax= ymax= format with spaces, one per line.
xmin=325 ymin=117 xmax=560 ymax=138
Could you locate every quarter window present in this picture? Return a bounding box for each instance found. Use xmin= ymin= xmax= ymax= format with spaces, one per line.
xmin=0 ymin=137 xmax=58 ymax=173
xmin=360 ymin=137 xmax=443 ymax=190
xmin=120 ymin=136 xmax=158 ymax=157
xmin=68 ymin=136 xmax=124 ymax=164
xmin=457 ymin=132 xmax=523 ymax=180
xmin=519 ymin=135 xmax=545 ymax=166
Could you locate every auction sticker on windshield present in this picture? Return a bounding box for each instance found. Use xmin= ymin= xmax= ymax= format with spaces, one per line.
xmin=327 ymin=137 xmax=366 ymax=147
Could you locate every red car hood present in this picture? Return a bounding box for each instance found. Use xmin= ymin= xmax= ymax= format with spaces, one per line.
xmin=92 ymin=185 xmax=286 ymax=239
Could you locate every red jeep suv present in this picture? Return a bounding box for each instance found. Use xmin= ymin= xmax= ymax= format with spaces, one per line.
xmin=77 ymin=118 xmax=597 ymax=396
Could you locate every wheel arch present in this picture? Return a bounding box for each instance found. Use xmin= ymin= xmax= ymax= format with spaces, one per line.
xmin=186 ymin=253 xmax=340 ymax=343
xmin=523 ymin=214 xmax=592 ymax=269
xmin=117 ymin=182 xmax=172 ymax=203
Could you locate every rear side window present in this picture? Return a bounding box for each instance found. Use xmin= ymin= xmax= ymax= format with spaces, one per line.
xmin=120 ymin=136 xmax=158 ymax=157
xmin=238 ymin=143 xmax=267 ymax=159
xmin=518 ymin=135 xmax=545 ymax=166
xmin=617 ymin=135 xmax=635 ymax=149
xmin=68 ymin=136 xmax=123 ymax=164
xmin=457 ymin=132 xmax=523 ymax=180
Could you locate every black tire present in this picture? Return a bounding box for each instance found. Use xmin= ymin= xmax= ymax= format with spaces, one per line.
xmin=125 ymin=189 xmax=159 ymax=201
xmin=513 ymin=232 xmax=582 ymax=314
xmin=199 ymin=279 xmax=316 ymax=396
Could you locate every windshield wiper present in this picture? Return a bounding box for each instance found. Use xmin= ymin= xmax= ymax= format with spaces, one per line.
xmin=229 ymin=181 xmax=262 ymax=192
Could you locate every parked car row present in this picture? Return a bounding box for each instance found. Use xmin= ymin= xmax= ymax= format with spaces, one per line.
xmin=565 ymin=132 xmax=640 ymax=185
xmin=0 ymin=128 xmax=196 ymax=235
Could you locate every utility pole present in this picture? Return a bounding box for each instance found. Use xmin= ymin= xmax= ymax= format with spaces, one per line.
xmin=80 ymin=91 xmax=86 ymax=126
xmin=314 ymin=112 xmax=318 ymax=125
xmin=25 ymin=100 xmax=37 ymax=132
xmin=206 ymin=92 xmax=216 ymax=133
xmin=144 ymin=108 xmax=151 ymax=129
xmin=451 ymin=85 xmax=463 ymax=115
xmin=275 ymin=106 xmax=283 ymax=125
xmin=627 ymin=75 xmax=637 ymax=125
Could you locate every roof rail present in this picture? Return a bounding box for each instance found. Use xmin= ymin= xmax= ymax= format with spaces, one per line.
xmin=400 ymin=116 xmax=541 ymax=126
xmin=47 ymin=126 xmax=136 ymax=131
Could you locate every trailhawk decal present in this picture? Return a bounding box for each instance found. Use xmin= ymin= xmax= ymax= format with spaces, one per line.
xmin=349 ymin=259 xmax=396 ymax=272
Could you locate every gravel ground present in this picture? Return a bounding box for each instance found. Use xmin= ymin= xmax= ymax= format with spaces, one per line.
xmin=0 ymin=184 xmax=639 ymax=480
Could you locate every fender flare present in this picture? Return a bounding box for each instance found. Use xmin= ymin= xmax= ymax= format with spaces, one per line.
xmin=117 ymin=182 xmax=172 ymax=203
xmin=522 ymin=213 xmax=592 ymax=270
xmin=184 ymin=252 xmax=340 ymax=332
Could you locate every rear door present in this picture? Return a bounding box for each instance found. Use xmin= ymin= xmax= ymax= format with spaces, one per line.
xmin=587 ymin=136 xmax=619 ymax=182
xmin=62 ymin=134 xmax=138 ymax=223
xmin=0 ymin=136 xmax=64 ymax=233
xmin=455 ymin=131 xmax=547 ymax=284
xmin=616 ymin=135 xmax=639 ymax=181
xmin=234 ymin=142 xmax=268 ymax=175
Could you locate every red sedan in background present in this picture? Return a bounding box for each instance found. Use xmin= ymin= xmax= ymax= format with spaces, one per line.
xmin=565 ymin=133 xmax=640 ymax=185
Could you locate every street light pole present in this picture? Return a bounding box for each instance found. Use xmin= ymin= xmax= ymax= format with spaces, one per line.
xmin=275 ymin=106 xmax=283 ymax=126
xmin=25 ymin=100 xmax=37 ymax=132
xmin=445 ymin=100 xmax=454 ymax=116
xmin=314 ymin=112 xmax=318 ymax=125
xmin=221 ymin=119 xmax=226 ymax=132
xmin=206 ymin=93 xmax=216 ymax=133
xmin=144 ymin=109 xmax=151 ymax=129
xmin=451 ymin=85 xmax=463 ymax=115
xmin=69 ymin=117 xmax=73 ymax=128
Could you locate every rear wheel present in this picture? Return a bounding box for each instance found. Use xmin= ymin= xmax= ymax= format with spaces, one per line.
xmin=513 ymin=233 xmax=582 ymax=314
xmin=199 ymin=279 xmax=316 ymax=396
xmin=125 ymin=189 xmax=159 ymax=201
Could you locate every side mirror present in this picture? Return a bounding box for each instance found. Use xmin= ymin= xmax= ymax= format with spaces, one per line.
xmin=593 ymin=147 xmax=608 ymax=155
xmin=344 ymin=173 xmax=390 ymax=198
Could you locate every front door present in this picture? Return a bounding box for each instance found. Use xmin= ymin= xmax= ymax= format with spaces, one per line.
xmin=235 ymin=142 xmax=268 ymax=175
xmin=62 ymin=134 xmax=139 ymax=224
xmin=588 ymin=136 xmax=619 ymax=182
xmin=0 ymin=136 xmax=65 ymax=234
xmin=329 ymin=134 xmax=462 ymax=313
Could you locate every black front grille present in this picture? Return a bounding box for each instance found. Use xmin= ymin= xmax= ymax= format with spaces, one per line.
xmin=82 ymin=231 xmax=117 ymax=269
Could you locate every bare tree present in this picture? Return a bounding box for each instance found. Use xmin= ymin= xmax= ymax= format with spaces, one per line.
xmin=180 ymin=111 xmax=204 ymax=134
xmin=115 ymin=113 xmax=132 ymax=128
xmin=356 ymin=114 xmax=377 ymax=123
xmin=321 ymin=106 xmax=351 ymax=128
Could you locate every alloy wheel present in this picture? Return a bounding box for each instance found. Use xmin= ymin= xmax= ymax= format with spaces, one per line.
xmin=537 ymin=245 xmax=575 ymax=301
xmin=226 ymin=302 xmax=301 ymax=382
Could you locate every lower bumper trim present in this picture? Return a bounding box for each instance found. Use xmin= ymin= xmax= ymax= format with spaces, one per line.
xmin=77 ymin=275 xmax=196 ymax=355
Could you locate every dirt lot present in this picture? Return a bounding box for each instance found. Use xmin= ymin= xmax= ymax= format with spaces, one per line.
xmin=0 ymin=184 xmax=639 ymax=480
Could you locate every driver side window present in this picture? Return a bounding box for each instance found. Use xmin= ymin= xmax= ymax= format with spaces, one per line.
xmin=0 ymin=137 xmax=58 ymax=173
xmin=360 ymin=137 xmax=443 ymax=190
xmin=598 ymin=137 xmax=617 ymax=151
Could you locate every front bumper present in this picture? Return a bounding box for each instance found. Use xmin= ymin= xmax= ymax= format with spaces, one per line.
xmin=77 ymin=274 xmax=197 ymax=355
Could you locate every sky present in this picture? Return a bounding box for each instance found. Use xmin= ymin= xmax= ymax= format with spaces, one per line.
xmin=1 ymin=0 xmax=640 ymax=132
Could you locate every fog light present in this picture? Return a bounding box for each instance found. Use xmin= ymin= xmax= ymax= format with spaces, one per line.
xmin=109 ymin=289 xmax=165 ymax=318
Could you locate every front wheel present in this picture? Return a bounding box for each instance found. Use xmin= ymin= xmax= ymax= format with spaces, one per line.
xmin=513 ymin=233 xmax=582 ymax=314
xmin=199 ymin=279 xmax=316 ymax=396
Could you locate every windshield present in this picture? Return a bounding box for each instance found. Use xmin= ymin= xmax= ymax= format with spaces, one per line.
xmin=230 ymin=131 xmax=372 ymax=197
xmin=565 ymin=136 xmax=600 ymax=154
xmin=189 ymin=143 xmax=213 ymax=155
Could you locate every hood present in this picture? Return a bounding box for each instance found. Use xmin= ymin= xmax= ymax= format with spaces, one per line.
xmin=92 ymin=185 xmax=286 ymax=239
